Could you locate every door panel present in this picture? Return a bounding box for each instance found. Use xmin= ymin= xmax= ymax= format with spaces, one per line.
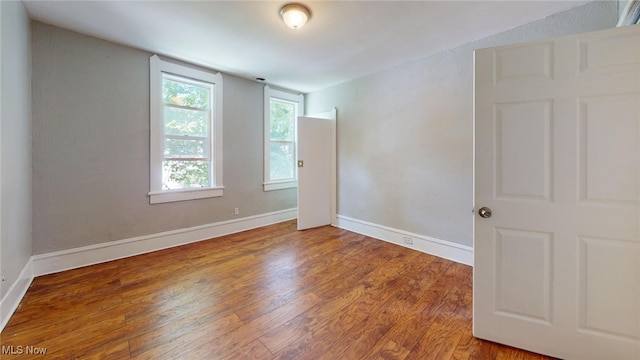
xmin=579 ymin=94 xmax=639 ymax=204
xmin=474 ymin=25 xmax=640 ymax=359
xmin=494 ymin=228 xmax=553 ymax=324
xmin=495 ymin=100 xmax=553 ymax=201
xmin=578 ymin=237 xmax=640 ymax=340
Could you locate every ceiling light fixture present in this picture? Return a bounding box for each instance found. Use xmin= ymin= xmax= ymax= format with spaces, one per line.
xmin=280 ymin=3 xmax=311 ymax=30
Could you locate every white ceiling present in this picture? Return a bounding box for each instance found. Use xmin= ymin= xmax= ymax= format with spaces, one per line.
xmin=24 ymin=0 xmax=591 ymax=93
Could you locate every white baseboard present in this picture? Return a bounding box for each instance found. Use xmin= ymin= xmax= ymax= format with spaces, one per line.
xmin=3 ymin=209 xmax=468 ymax=332
xmin=31 ymin=208 xmax=297 ymax=277
xmin=1 ymin=259 xmax=34 ymax=331
xmin=1 ymin=209 xmax=294 ymax=332
xmin=335 ymin=215 xmax=473 ymax=266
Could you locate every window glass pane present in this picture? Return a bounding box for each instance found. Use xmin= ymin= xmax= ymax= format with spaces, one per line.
xmin=164 ymin=138 xmax=208 ymax=158
xmin=162 ymin=160 xmax=210 ymax=189
xmin=270 ymin=99 xmax=295 ymax=141
xmin=164 ymin=107 xmax=208 ymax=137
xmin=269 ymin=142 xmax=294 ymax=180
xmin=163 ymin=77 xmax=210 ymax=109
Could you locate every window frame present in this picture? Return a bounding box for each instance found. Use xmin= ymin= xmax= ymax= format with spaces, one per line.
xmin=149 ymin=54 xmax=223 ymax=204
xmin=263 ymin=85 xmax=304 ymax=191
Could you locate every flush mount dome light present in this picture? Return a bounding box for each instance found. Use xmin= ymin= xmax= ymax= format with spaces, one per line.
xmin=280 ymin=3 xmax=311 ymax=30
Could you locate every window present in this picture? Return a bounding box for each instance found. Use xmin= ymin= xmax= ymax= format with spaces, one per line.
xmin=263 ymin=85 xmax=304 ymax=191
xmin=149 ymin=55 xmax=223 ymax=204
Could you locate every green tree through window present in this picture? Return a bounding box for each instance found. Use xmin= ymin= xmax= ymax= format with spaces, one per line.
xmin=269 ymin=99 xmax=296 ymax=180
xmin=162 ymin=75 xmax=213 ymax=189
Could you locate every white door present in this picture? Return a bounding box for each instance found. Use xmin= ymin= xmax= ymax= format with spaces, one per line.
xmin=474 ymin=25 xmax=640 ymax=359
xmin=297 ymin=111 xmax=336 ymax=230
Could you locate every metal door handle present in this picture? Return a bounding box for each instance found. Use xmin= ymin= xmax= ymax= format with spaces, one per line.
xmin=478 ymin=207 xmax=492 ymax=218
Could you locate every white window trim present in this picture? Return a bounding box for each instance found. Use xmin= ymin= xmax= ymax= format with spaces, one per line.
xmin=149 ymin=54 xmax=223 ymax=204
xmin=263 ymin=85 xmax=304 ymax=192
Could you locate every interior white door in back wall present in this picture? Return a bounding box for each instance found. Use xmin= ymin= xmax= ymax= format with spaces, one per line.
xmin=474 ymin=24 xmax=640 ymax=359
xmin=296 ymin=109 xmax=336 ymax=230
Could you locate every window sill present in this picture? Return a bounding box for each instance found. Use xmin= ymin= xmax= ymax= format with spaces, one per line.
xmin=263 ymin=180 xmax=297 ymax=192
xmin=149 ymin=187 xmax=224 ymax=204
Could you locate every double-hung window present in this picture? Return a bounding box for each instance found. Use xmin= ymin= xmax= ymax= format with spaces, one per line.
xmin=149 ymin=55 xmax=223 ymax=204
xmin=263 ymin=85 xmax=304 ymax=191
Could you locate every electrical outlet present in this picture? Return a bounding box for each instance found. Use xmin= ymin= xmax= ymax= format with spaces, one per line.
xmin=234 ymin=207 xmax=240 ymax=215
xmin=403 ymin=236 xmax=413 ymax=245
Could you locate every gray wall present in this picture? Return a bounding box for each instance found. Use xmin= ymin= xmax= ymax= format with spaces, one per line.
xmin=306 ymin=1 xmax=617 ymax=248
xmin=1 ymin=1 xmax=32 ymax=299
xmin=32 ymin=22 xmax=296 ymax=255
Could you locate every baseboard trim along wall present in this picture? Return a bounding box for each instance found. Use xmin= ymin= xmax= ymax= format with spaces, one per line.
xmin=2 ymin=209 xmax=471 ymax=332
xmin=31 ymin=208 xmax=298 ymax=277
xmin=0 ymin=259 xmax=34 ymax=331
xmin=0 ymin=208 xmax=297 ymax=332
xmin=335 ymin=215 xmax=473 ymax=266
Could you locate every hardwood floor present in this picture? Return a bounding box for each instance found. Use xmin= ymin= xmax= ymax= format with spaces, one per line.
xmin=0 ymin=220 xmax=552 ymax=359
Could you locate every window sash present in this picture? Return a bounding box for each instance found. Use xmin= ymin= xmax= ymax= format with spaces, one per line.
xmin=162 ymin=73 xmax=213 ymax=111
xmin=162 ymin=76 xmax=213 ymax=186
xmin=269 ymin=140 xmax=296 ymax=181
xmin=269 ymin=98 xmax=296 ymax=142
xmin=268 ymin=108 xmax=297 ymax=183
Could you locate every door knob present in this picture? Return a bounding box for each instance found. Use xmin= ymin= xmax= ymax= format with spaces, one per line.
xmin=478 ymin=207 xmax=492 ymax=218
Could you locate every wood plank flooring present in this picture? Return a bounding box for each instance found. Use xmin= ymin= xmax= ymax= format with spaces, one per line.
xmin=0 ymin=220 xmax=553 ymax=359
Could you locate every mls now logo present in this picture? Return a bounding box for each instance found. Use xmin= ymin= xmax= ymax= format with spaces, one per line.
xmin=2 ymin=345 xmax=48 ymax=355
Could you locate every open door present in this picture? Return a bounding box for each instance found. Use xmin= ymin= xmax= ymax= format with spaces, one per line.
xmin=474 ymin=25 xmax=640 ymax=358
xmin=297 ymin=109 xmax=336 ymax=230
